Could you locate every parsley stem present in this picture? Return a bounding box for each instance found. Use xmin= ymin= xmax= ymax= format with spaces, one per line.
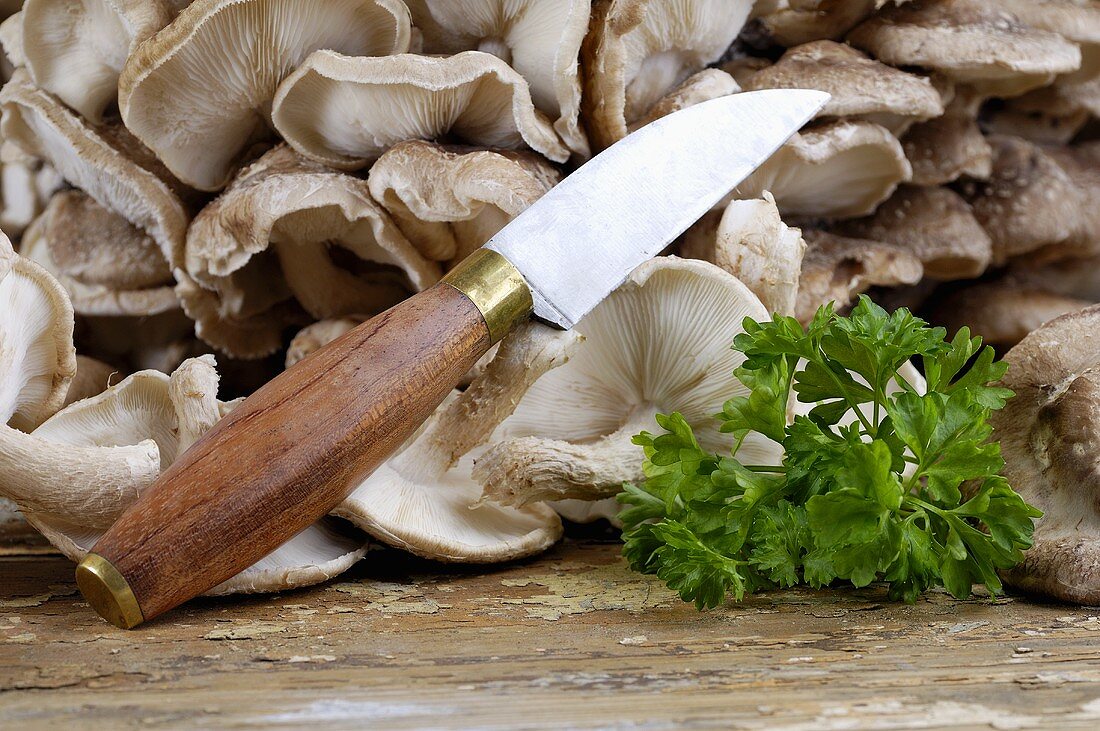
xmin=740 ymin=465 xmax=787 ymax=473
xmin=814 ymin=349 xmax=877 ymax=434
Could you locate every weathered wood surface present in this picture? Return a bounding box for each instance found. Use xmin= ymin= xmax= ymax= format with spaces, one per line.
xmin=4 ymin=529 xmax=1100 ymax=730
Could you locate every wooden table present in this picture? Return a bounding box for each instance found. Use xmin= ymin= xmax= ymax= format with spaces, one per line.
xmin=4 ymin=527 xmax=1100 ymax=729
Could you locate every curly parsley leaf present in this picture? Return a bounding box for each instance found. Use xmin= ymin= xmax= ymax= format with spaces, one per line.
xmin=619 ymin=296 xmax=1040 ymax=608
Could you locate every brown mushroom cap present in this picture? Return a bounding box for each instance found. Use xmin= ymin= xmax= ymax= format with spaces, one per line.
xmin=984 ymin=88 xmax=1092 ymax=146
xmin=836 ymin=185 xmax=992 ymax=280
xmin=367 ymin=140 xmax=560 ymax=264
xmin=992 ymin=305 xmax=1100 ymax=604
xmin=181 ymin=145 xmax=439 ymax=359
xmin=927 ymin=277 xmax=1091 ymax=350
xmin=405 ymin=0 xmax=592 ymax=157
xmin=901 ymin=88 xmax=991 ymax=185
xmin=966 ymin=135 xmax=1092 ymax=266
xmin=742 ymin=40 xmax=943 ymax=134
xmin=796 ymin=228 xmax=924 ymax=323
xmin=751 ymin=0 xmax=879 ymax=48
xmin=119 ymin=0 xmax=412 ymax=190
xmin=271 ymin=50 xmax=569 ymax=169
xmin=581 ymin=0 xmax=754 ymax=150
xmin=21 ymin=196 xmax=180 ymax=318
xmin=848 ymin=0 xmax=1082 ymax=99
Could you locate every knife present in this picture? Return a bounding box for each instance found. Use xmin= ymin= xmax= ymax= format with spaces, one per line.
xmin=76 ymin=89 xmax=830 ymax=628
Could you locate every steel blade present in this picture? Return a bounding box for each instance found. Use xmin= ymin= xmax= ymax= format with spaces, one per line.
xmin=485 ymin=89 xmax=830 ymax=329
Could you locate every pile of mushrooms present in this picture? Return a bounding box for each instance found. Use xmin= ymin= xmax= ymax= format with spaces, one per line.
xmin=1 ymin=0 xmax=1098 ymax=603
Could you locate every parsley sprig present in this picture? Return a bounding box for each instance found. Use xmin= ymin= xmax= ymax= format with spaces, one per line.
xmin=618 ymin=297 xmax=1041 ymax=608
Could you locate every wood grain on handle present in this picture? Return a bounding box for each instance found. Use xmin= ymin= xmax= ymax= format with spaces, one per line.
xmin=86 ymin=282 xmax=492 ymax=625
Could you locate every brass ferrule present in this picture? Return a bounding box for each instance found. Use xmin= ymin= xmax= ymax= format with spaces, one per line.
xmin=442 ymin=248 xmax=533 ymax=344
xmin=76 ymin=553 xmax=144 ymax=629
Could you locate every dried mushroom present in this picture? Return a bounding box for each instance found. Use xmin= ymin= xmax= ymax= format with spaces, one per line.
xmin=581 ymin=0 xmax=754 ymax=149
xmin=180 ymin=145 xmax=438 ymax=359
xmin=750 ymin=0 xmax=878 ymax=48
xmin=367 ymin=140 xmax=560 ymax=264
xmin=406 ymin=0 xmax=591 ymax=157
xmin=272 ymin=50 xmax=570 ymax=170
xmin=22 ymin=0 xmax=171 ymax=122
xmin=0 ymin=156 xmax=61 ymax=236
xmin=627 ymin=68 xmax=740 ymax=132
xmin=992 ymin=306 xmax=1100 ymax=603
xmin=119 ymin=0 xmax=412 ymax=190
xmin=734 ymin=119 xmax=911 ymax=219
xmin=966 ymin=136 xmax=1092 ymax=266
xmin=334 ymin=323 xmax=569 ymax=561
xmin=62 ymin=355 xmax=119 ymax=407
xmin=901 ymin=88 xmax=992 ymax=185
xmin=848 ymin=0 xmax=1082 ymax=99
xmin=927 ymin=278 xmax=1091 ymax=351
xmin=796 ymin=229 xmax=923 ymax=324
xmin=742 ymin=41 xmax=942 ymax=134
xmin=836 ymin=185 xmax=991 ymax=280
xmin=0 ymin=228 xmax=75 ymax=431
xmin=476 ymin=257 xmax=781 ymax=507
xmin=681 ymin=193 xmax=805 ymax=316
xmin=0 ymin=70 xmax=189 ymax=268
xmin=21 ymin=193 xmax=178 ymax=317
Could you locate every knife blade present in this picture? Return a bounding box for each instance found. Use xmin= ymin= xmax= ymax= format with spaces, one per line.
xmin=76 ymin=89 xmax=829 ymax=628
xmin=489 ymin=89 xmax=830 ymax=329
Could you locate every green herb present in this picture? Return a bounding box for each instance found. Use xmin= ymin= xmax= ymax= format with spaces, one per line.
xmin=618 ymin=297 xmax=1041 ymax=608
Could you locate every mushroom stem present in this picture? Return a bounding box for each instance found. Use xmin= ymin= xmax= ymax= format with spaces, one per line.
xmin=392 ymin=322 xmax=583 ymax=481
xmin=0 ymin=426 xmax=160 ymax=528
xmin=474 ymin=407 xmax=656 ymax=507
xmin=169 ymin=355 xmax=222 ymax=453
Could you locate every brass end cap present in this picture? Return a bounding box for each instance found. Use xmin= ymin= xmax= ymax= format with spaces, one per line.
xmin=76 ymin=553 xmax=144 ymax=629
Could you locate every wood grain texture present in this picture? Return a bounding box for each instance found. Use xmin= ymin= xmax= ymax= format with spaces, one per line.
xmin=91 ymin=283 xmax=491 ymax=623
xmin=5 ymin=536 xmax=1100 ymax=730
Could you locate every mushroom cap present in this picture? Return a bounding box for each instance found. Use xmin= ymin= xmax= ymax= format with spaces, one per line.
xmin=0 ymin=10 xmax=24 ymax=69
xmin=796 ymin=228 xmax=924 ymax=324
xmin=734 ymin=119 xmax=911 ymax=220
xmin=751 ymin=0 xmax=879 ymax=48
xmin=581 ymin=0 xmax=755 ymax=149
xmin=22 ymin=0 xmax=171 ymax=122
xmin=271 ymin=50 xmax=570 ymax=170
xmin=681 ymin=194 xmax=805 ymax=316
xmin=119 ymin=0 xmax=412 ymax=191
xmin=0 ymin=71 xmax=190 ymax=268
xmin=21 ymin=205 xmax=180 ymax=318
xmin=0 ymin=229 xmax=77 ymax=432
xmin=16 ymin=358 xmax=370 ymax=595
xmin=966 ymin=135 xmax=1090 ymax=266
xmin=991 ymin=305 xmax=1100 ymax=603
xmin=490 ymin=257 xmax=779 ymax=478
xmin=927 ymin=278 xmax=1091 ymax=350
xmin=181 ymin=145 xmax=439 ymax=359
xmin=367 ymin=140 xmax=560 ymax=263
xmin=901 ymin=97 xmax=992 ymax=185
xmin=743 ymin=41 xmax=943 ymax=134
xmin=998 ymin=0 xmax=1100 ymax=46
xmin=627 ymin=67 xmax=740 ymax=133
xmin=406 ymin=0 xmax=592 ymax=157
xmin=336 ymin=324 xmax=570 ymax=562
xmin=62 ymin=355 xmax=121 ymax=408
xmin=847 ymin=0 xmax=1082 ymax=98
xmin=836 ymin=185 xmax=992 ymax=280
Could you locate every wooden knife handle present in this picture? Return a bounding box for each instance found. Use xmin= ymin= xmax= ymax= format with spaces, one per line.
xmin=77 ymin=250 xmax=533 ymax=628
